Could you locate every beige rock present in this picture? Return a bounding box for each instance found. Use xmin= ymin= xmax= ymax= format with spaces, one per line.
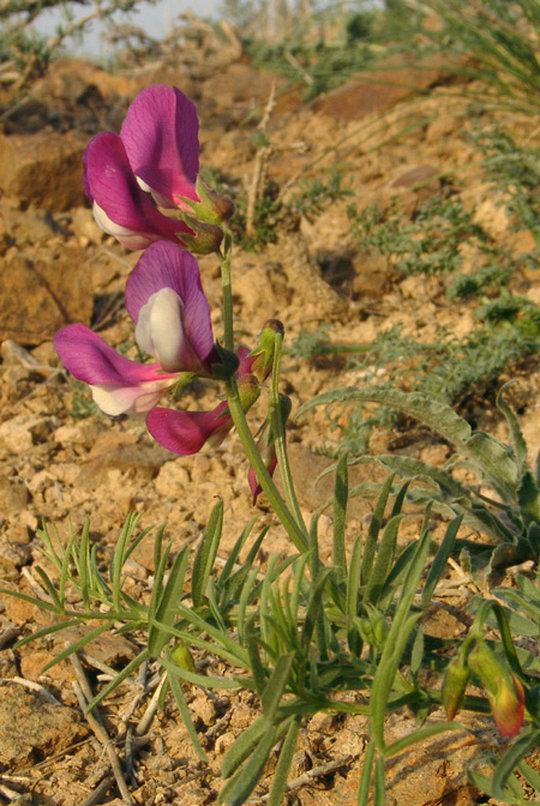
xmin=155 ymin=460 xmax=192 ymax=497
xmin=0 ymin=475 xmax=29 ymax=511
xmin=0 ymin=684 xmax=87 ymax=770
xmin=0 ymin=246 xmax=93 ymax=344
xmin=0 ymin=130 xmax=87 ymax=211
xmin=0 ymin=414 xmax=55 ymax=453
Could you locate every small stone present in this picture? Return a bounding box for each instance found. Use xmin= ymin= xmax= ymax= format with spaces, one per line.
xmin=0 ymin=684 xmax=87 ymax=771
xmin=0 ymin=414 xmax=55 ymax=453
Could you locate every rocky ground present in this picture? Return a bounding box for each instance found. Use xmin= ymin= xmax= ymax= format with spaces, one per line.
xmin=0 ymin=27 xmax=539 ymax=806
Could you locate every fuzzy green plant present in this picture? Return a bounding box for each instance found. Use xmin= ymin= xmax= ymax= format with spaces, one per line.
xmin=299 ymin=383 xmax=540 ymax=572
xmin=416 ymin=0 xmax=540 ymax=116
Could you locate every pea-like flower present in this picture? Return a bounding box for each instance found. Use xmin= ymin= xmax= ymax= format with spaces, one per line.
xmin=54 ymin=241 xmax=217 ymax=416
xmin=83 ymin=85 xmax=225 ymax=252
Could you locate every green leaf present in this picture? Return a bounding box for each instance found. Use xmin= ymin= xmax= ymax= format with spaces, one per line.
xmin=14 ymin=617 xmax=81 ymax=649
xmin=237 ymin=566 xmax=261 ymax=646
xmin=497 ymin=383 xmax=528 ymax=473
xmin=261 ymin=653 xmax=294 ymax=719
xmin=148 ymin=546 xmax=189 ymax=658
xmin=384 ymin=721 xmax=463 ymax=758
xmin=492 ymin=729 xmax=540 ymax=799
xmin=85 ymin=647 xmax=150 ymax=713
xmin=219 ymin=724 xmax=282 ymax=805
xmin=221 ymin=715 xmax=269 ymax=779
xmin=421 ymin=515 xmax=463 ymax=608
xmin=78 ymin=519 xmax=91 ymax=609
xmin=246 ymin=618 xmax=268 ymax=696
xmin=300 ymin=567 xmax=332 ymax=650
xmin=192 ymin=498 xmax=223 ymax=608
xmin=266 ymin=716 xmax=300 ymax=806
xmin=59 ymin=523 xmax=78 ymax=603
xmin=298 ymin=386 xmax=519 ymax=498
xmin=518 ymin=470 xmax=540 ymax=524
xmin=361 ymin=472 xmax=395 ymax=587
xmin=346 ymin=534 xmax=364 ymax=655
xmin=363 ymin=513 xmax=403 ymax=606
xmin=162 ymin=655 xmax=207 ymax=762
xmin=110 ymin=512 xmax=142 ymax=612
xmin=333 ymin=452 xmax=349 ymax=580
xmin=516 ymin=759 xmax=540 ymax=796
xmin=369 ymin=528 xmax=431 ymax=750
xmin=33 ymin=566 xmax=61 ymax=609
xmin=40 ymin=622 xmax=111 ymax=673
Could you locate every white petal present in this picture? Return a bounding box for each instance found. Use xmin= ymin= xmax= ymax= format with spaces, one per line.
xmin=135 ymin=287 xmax=187 ymax=371
xmin=92 ymin=201 xmax=153 ymax=249
xmin=91 ymin=379 xmax=170 ymax=416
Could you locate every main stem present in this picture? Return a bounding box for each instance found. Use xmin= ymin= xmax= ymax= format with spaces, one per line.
xmin=220 ymin=230 xmax=234 ymax=352
xmin=219 ymin=229 xmax=307 ymax=552
xmin=270 ymin=332 xmax=306 ymax=532
xmin=226 ymin=377 xmax=307 ymax=552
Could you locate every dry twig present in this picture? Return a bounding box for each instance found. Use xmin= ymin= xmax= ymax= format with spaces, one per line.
xmin=71 ymin=653 xmax=134 ymax=806
xmin=245 ymin=83 xmax=276 ymax=238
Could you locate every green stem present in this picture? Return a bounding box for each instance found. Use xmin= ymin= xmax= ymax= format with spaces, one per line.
xmin=220 ymin=229 xmax=234 ymax=351
xmin=218 ymin=227 xmax=307 ymax=552
xmin=226 ymin=376 xmax=307 ymax=553
xmin=270 ymin=332 xmax=306 ymax=533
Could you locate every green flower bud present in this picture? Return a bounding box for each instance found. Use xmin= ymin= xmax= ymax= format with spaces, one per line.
xmin=248 ymin=319 xmax=285 ymax=382
xmin=468 ymin=640 xmax=525 ymax=736
xmin=193 ymin=177 xmax=235 ymax=224
xmin=177 ymin=217 xmax=224 ymax=255
xmin=237 ymin=373 xmax=261 ymax=413
xmin=171 ymin=639 xmax=195 ymax=672
xmin=442 ymin=651 xmax=470 ymax=720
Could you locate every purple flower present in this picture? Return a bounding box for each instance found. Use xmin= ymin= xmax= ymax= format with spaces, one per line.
xmin=145 ymin=349 xmax=260 ymax=456
xmin=54 ymin=242 xmax=215 ymax=415
xmin=83 ymin=85 xmax=213 ymax=250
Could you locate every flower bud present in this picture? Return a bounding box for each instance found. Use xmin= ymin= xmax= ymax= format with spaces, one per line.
xmin=237 ymin=373 xmax=261 ymax=413
xmin=171 ymin=639 xmax=195 ymax=672
xmin=357 ymin=608 xmax=388 ymax=648
xmin=468 ymin=640 xmax=525 ymax=736
xmin=442 ymin=650 xmax=470 ymax=720
xmin=193 ymin=177 xmax=235 ymax=224
xmin=178 ymin=216 xmax=224 ymax=254
xmin=248 ymin=319 xmax=285 ymax=382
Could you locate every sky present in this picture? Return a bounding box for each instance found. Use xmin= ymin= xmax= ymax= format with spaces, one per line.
xmin=34 ymin=0 xmax=224 ymax=58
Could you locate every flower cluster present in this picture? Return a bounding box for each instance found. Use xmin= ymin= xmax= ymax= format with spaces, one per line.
xmin=55 ymin=84 xmax=283 ymax=499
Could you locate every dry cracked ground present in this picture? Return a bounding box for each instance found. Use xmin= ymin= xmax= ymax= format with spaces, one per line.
xmin=0 ymin=31 xmax=539 ymax=806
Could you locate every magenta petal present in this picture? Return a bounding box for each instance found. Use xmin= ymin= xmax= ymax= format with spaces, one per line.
xmin=83 ymin=132 xmax=192 ymax=245
xmin=54 ymin=324 xmax=164 ymax=385
xmin=54 ymin=324 xmax=177 ymax=414
xmin=120 ymin=85 xmax=199 ymax=206
xmin=125 ymin=242 xmax=214 ymax=367
xmin=248 ymin=456 xmax=277 ymax=505
xmin=146 ymin=404 xmax=231 ymax=455
xmin=236 ymin=345 xmax=253 ymax=375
